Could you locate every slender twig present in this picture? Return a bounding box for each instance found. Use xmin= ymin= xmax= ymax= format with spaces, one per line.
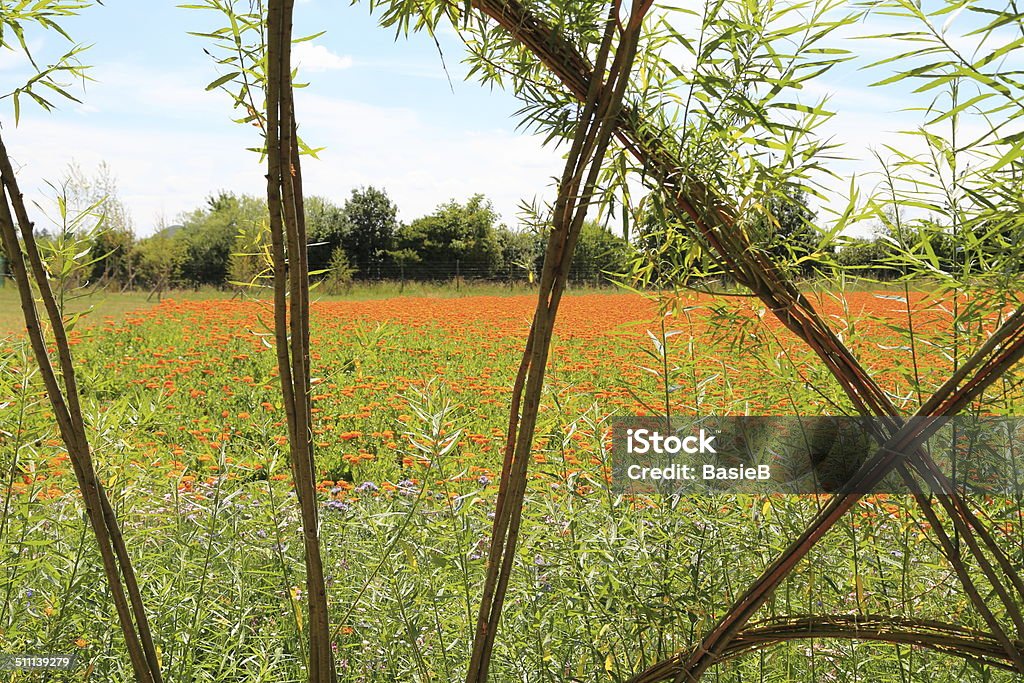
xmin=466 ymin=3 xmax=650 ymax=680
xmin=0 ymin=132 xmax=162 ymax=682
xmin=460 ymin=1 xmax=1024 ymax=679
xmin=266 ymin=1 xmax=336 ymax=680
xmin=637 ymin=614 xmax=1024 ymax=681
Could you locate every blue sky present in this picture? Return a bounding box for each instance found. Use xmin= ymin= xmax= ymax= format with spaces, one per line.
xmin=1 ymin=1 xmax=1016 ymax=237
xmin=2 ymin=0 xmax=566 ymax=234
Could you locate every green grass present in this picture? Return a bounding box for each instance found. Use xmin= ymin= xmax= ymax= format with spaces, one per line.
xmin=0 ymin=287 xmax=234 ymax=337
xmin=0 ymin=288 xmax=1019 ymax=681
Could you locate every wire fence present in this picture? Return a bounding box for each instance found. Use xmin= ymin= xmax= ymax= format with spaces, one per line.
xmin=341 ymin=262 xmax=622 ymax=286
xmin=0 ymin=264 xmax=626 ymax=294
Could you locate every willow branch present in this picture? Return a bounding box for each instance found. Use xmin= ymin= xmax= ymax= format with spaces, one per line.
xmin=0 ymin=132 xmax=162 ymax=683
xmin=266 ymin=0 xmax=336 ymax=680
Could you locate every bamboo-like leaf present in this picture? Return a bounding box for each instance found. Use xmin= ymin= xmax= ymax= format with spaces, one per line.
xmin=206 ymin=71 xmax=240 ymax=90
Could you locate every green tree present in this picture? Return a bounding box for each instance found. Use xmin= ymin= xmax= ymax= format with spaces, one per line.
xmin=89 ymin=226 xmax=135 ymax=285
xmin=835 ymin=237 xmax=897 ymax=280
xmin=877 ymin=214 xmax=959 ymax=278
xmin=384 ymin=246 xmax=421 ymax=289
xmin=495 ymin=225 xmax=537 ymax=281
xmin=58 ymin=161 xmax=138 ymax=286
xmin=132 ymin=231 xmax=185 ymax=293
xmin=396 ymin=194 xmax=502 ymax=279
xmin=533 ymin=219 xmax=632 ymax=284
xmin=178 ymin=192 xmax=266 ymax=286
xmin=570 ymin=220 xmax=632 ymax=284
xmin=322 ymin=246 xmax=356 ymax=294
xmin=340 ymin=186 xmax=397 ymax=277
xmin=305 ymin=195 xmax=347 ymax=274
xmin=749 ymin=186 xmax=819 ymax=276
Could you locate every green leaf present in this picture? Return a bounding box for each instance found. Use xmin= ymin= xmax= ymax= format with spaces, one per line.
xmin=293 ymin=31 xmax=326 ymax=43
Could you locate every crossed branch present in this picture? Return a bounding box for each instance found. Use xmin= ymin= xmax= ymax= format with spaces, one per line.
xmin=459 ymin=0 xmax=1024 ymax=679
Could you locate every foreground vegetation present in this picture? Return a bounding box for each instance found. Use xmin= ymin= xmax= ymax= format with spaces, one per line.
xmin=0 ymin=290 xmax=1020 ymax=681
xmin=4 ymin=0 xmax=1024 ymax=678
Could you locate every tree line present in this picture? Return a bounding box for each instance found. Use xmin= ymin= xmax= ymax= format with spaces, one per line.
xmin=0 ymin=166 xmax=956 ymax=295
xmin=0 ymin=177 xmax=636 ymax=292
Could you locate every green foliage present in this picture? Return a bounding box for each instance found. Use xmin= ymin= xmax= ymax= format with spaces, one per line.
xmin=228 ymin=213 xmax=272 ymax=289
xmin=178 ymin=192 xmax=267 ymax=286
xmin=60 ymin=162 xmax=138 ymax=285
xmin=182 ymin=0 xmax=267 ymax=136
xmin=395 ymin=194 xmax=502 ymax=279
xmin=855 ymin=0 xmax=1024 ymax=304
xmin=384 ymin=247 xmax=421 ymax=275
xmin=182 ymin=0 xmax=324 ymax=158
xmin=305 ymin=195 xmax=347 ymax=274
xmin=32 ymin=175 xmax=109 ymax=307
xmin=398 ymin=0 xmax=861 ymax=293
xmin=322 ymin=246 xmax=356 ymax=294
xmin=494 ymin=226 xmax=535 ymax=280
xmin=35 ymin=187 xmax=555 ymax=291
xmin=0 ymin=0 xmax=96 ymax=123
xmin=88 ymin=226 xmax=135 ymax=284
xmin=570 ymin=220 xmax=633 ymax=283
xmin=339 ymin=186 xmax=399 ymax=276
xmin=533 ymin=219 xmax=632 ymax=284
xmin=748 ymin=187 xmax=822 ymax=276
xmin=131 ymin=231 xmax=185 ymax=289
xmin=835 ymin=237 xmax=899 ymax=279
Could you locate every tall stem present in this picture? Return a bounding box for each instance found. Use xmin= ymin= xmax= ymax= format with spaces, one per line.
xmin=0 ymin=132 xmax=162 ymax=683
xmin=266 ymin=1 xmax=336 ymax=680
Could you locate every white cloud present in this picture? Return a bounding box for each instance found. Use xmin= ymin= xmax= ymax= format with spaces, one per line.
xmin=292 ymin=90 xmax=563 ymax=226
xmin=292 ymin=43 xmax=354 ymax=72
xmin=0 ymin=67 xmax=565 ymax=237
xmin=0 ymin=36 xmax=46 ymax=73
xmin=3 ymin=115 xmax=265 ymax=233
xmin=0 ymin=48 xmax=31 ymax=73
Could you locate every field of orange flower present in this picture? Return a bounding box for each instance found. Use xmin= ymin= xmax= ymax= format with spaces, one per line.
xmin=0 ymin=289 xmax=1021 ymax=681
